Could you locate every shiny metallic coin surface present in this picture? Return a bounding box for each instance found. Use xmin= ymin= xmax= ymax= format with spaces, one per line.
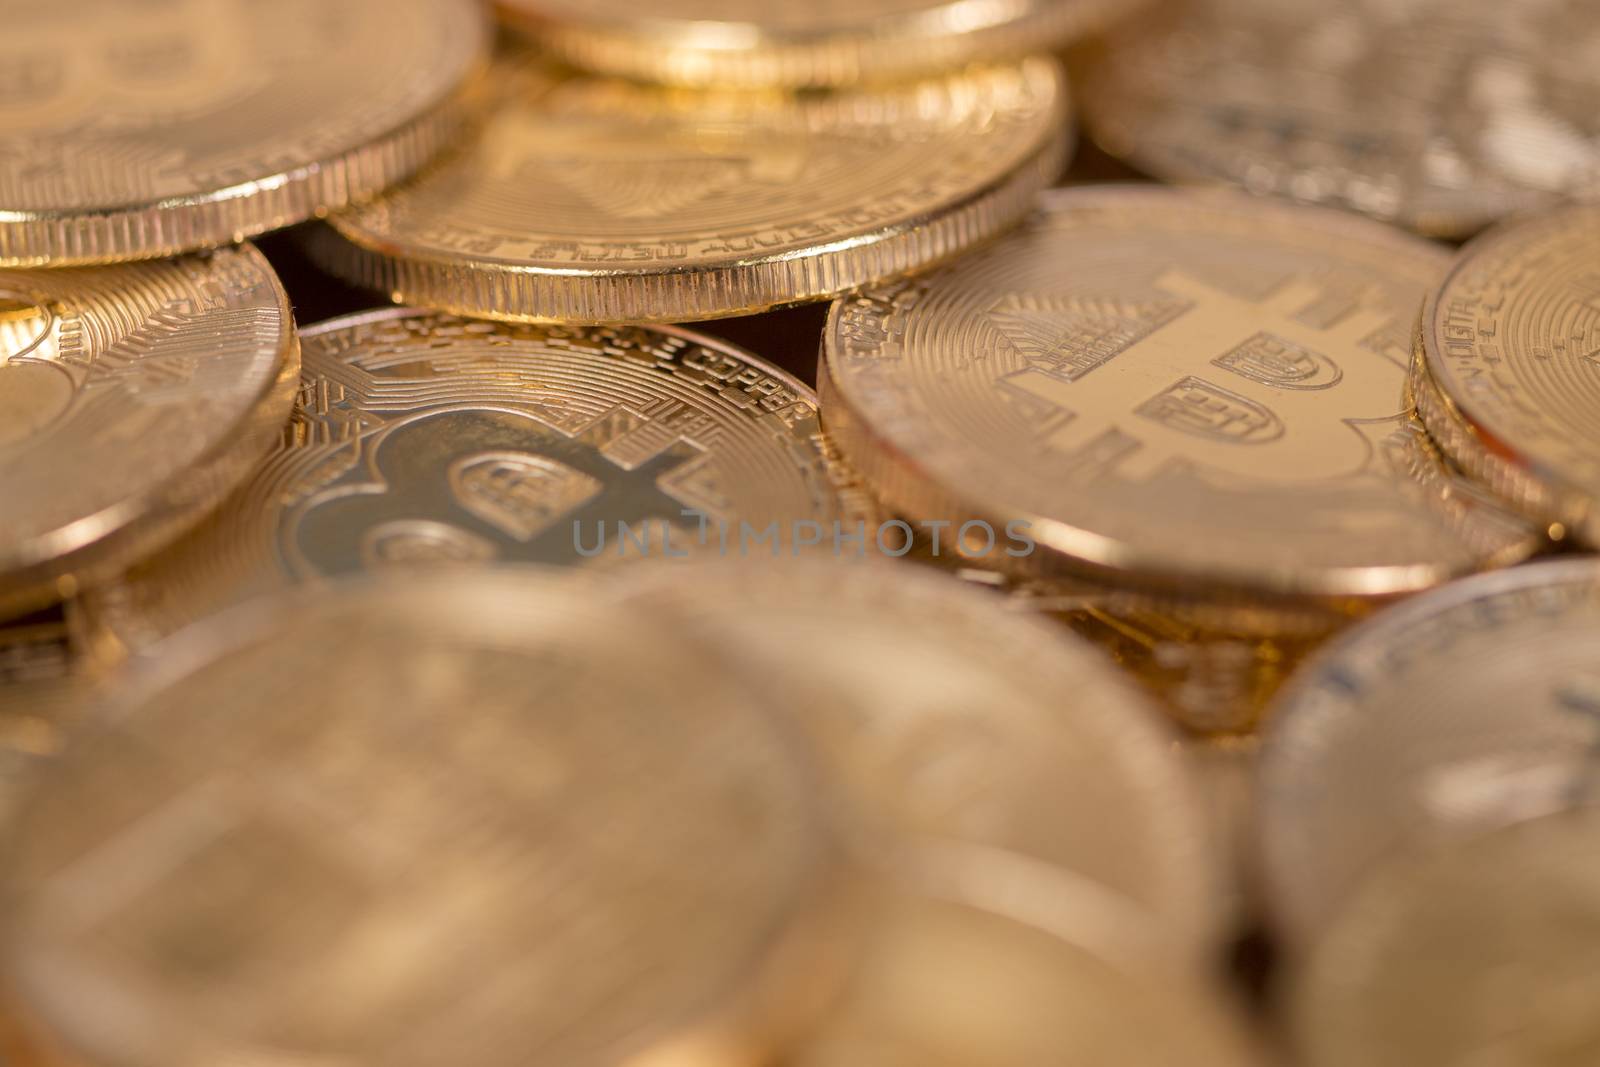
xmin=1260 ymin=559 xmax=1600 ymax=947
xmin=1416 ymin=205 xmax=1600 ymax=546
xmin=0 ymin=0 xmax=487 ymax=266
xmin=0 ymin=247 xmax=298 ymax=618
xmin=616 ymin=559 xmax=1221 ymax=952
xmin=316 ymin=56 xmax=1068 ymax=323
xmin=84 ymin=309 xmax=876 ymax=654
xmin=822 ymin=186 xmax=1539 ymax=605
xmin=498 ymin=0 xmax=1142 ymax=88
xmin=1081 ymin=0 xmax=1600 ymax=238
xmin=1295 ymin=809 xmax=1600 ymax=1067
xmin=2 ymin=574 xmax=844 ymax=1067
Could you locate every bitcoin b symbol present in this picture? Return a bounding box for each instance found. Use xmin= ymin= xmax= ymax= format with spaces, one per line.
xmin=0 ymin=292 xmax=73 ymax=449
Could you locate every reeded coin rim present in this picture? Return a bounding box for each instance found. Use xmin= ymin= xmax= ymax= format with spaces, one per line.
xmin=0 ymin=245 xmax=300 ymax=620
xmin=496 ymin=0 xmax=1144 ymax=89
xmin=821 ymin=184 xmax=1540 ymax=608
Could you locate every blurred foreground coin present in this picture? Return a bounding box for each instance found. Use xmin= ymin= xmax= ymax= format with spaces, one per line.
xmin=1 ymin=574 xmax=849 ymax=1067
xmin=497 ymin=0 xmax=1142 ymax=88
xmin=1082 ymin=0 xmax=1600 ymax=238
xmin=314 ymin=55 xmax=1068 ymax=323
xmin=84 ymin=309 xmax=875 ymax=655
xmin=1260 ymin=559 xmax=1600 ymax=946
xmin=0 ymin=0 xmax=488 ymax=266
xmin=1414 ymin=205 xmax=1600 ymax=547
xmin=0 ymin=248 xmax=297 ymax=618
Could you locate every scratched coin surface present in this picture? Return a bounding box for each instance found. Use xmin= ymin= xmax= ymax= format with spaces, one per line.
xmin=823 ymin=186 xmax=1539 ymax=606
xmin=497 ymin=0 xmax=1142 ymax=88
xmin=0 ymin=0 xmax=487 ymax=266
xmin=786 ymin=889 xmax=1260 ymax=1067
xmin=1 ymin=574 xmax=844 ymax=1067
xmin=1259 ymin=559 xmax=1600 ymax=947
xmin=1081 ymin=0 xmax=1600 ymax=238
xmin=1416 ymin=205 xmax=1600 ymax=546
xmin=617 ymin=559 xmax=1220 ymax=952
xmin=84 ymin=308 xmax=875 ymax=654
xmin=315 ymin=55 xmax=1068 ymax=323
xmin=0 ymin=247 xmax=297 ymax=619
xmin=1295 ymin=809 xmax=1600 ymax=1067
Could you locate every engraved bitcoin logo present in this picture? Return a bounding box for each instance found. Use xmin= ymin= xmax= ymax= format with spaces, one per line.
xmin=286 ymin=407 xmax=709 ymax=576
xmin=996 ymin=272 xmax=1396 ymax=482
xmin=0 ymin=292 xmax=72 ymax=449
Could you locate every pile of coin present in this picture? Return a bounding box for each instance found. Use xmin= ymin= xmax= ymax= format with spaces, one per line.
xmin=3 ymin=0 xmax=1600 ymax=1063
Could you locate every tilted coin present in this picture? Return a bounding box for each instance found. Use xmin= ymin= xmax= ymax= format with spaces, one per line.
xmin=613 ymin=558 xmax=1221 ymax=953
xmin=822 ymin=186 xmax=1541 ymax=613
xmin=1 ymin=573 xmax=849 ymax=1067
xmin=784 ymin=886 xmax=1261 ymax=1067
xmin=0 ymin=0 xmax=488 ymax=266
xmin=497 ymin=0 xmax=1143 ymax=88
xmin=82 ymin=309 xmax=876 ymax=656
xmin=1080 ymin=0 xmax=1600 ymax=238
xmin=0 ymin=247 xmax=298 ymax=619
xmin=1415 ymin=205 xmax=1600 ymax=546
xmin=1295 ymin=809 xmax=1600 ymax=1067
xmin=1260 ymin=559 xmax=1600 ymax=947
xmin=312 ymin=54 xmax=1069 ymax=323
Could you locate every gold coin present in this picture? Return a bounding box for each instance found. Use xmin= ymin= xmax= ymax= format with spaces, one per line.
xmin=786 ymin=887 xmax=1261 ymax=1066
xmin=1260 ymin=558 xmax=1600 ymax=947
xmin=0 ymin=0 xmax=488 ymax=266
xmin=1294 ymin=809 xmax=1600 ymax=1067
xmin=496 ymin=0 xmax=1142 ymax=88
xmin=2 ymin=572 xmax=848 ymax=1067
xmin=613 ymin=558 xmax=1222 ymax=953
xmin=82 ymin=308 xmax=876 ymax=655
xmin=1415 ymin=205 xmax=1600 ymax=546
xmin=0 ymin=247 xmax=298 ymax=619
xmin=822 ymin=186 xmax=1542 ymax=608
xmin=312 ymin=54 xmax=1069 ymax=324
xmin=1080 ymin=0 xmax=1600 ymax=238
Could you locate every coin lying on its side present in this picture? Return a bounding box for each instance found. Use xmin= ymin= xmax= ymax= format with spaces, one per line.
xmin=1414 ymin=204 xmax=1600 ymax=546
xmin=0 ymin=247 xmax=298 ymax=618
xmin=82 ymin=309 xmax=876 ymax=657
xmin=313 ymin=53 xmax=1069 ymax=323
xmin=0 ymin=0 xmax=488 ymax=266
xmin=1 ymin=573 xmax=852 ymax=1067
xmin=1259 ymin=559 xmax=1600 ymax=947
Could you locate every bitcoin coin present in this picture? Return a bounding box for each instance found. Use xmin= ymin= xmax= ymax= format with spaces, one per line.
xmin=0 ymin=247 xmax=298 ymax=619
xmin=497 ymin=0 xmax=1143 ymax=88
xmin=1080 ymin=0 xmax=1600 ymax=238
xmin=1415 ymin=205 xmax=1600 ymax=546
xmin=312 ymin=54 xmax=1069 ymax=324
xmin=1294 ymin=809 xmax=1600 ymax=1067
xmin=1260 ymin=558 xmax=1600 ymax=947
xmin=0 ymin=0 xmax=487 ymax=267
xmin=82 ymin=309 xmax=877 ymax=655
xmin=822 ymin=186 xmax=1541 ymax=609
xmin=785 ymin=887 xmax=1261 ymax=1066
xmin=1 ymin=573 xmax=849 ymax=1067
xmin=614 ymin=558 xmax=1221 ymax=953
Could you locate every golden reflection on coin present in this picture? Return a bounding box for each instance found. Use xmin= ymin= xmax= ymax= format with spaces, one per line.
xmin=83 ymin=309 xmax=875 ymax=655
xmin=822 ymin=186 xmax=1540 ymax=609
xmin=785 ymin=888 xmax=1260 ymax=1067
xmin=1260 ymin=559 xmax=1600 ymax=947
xmin=0 ymin=247 xmax=298 ymax=619
xmin=1 ymin=573 xmax=846 ymax=1067
xmin=616 ymin=559 xmax=1221 ymax=953
xmin=1295 ymin=809 xmax=1600 ymax=1067
xmin=1416 ymin=205 xmax=1600 ymax=546
xmin=0 ymin=0 xmax=487 ymax=267
xmin=498 ymin=0 xmax=1141 ymax=88
xmin=1081 ymin=0 xmax=1600 ymax=238
xmin=314 ymin=54 xmax=1069 ymax=323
